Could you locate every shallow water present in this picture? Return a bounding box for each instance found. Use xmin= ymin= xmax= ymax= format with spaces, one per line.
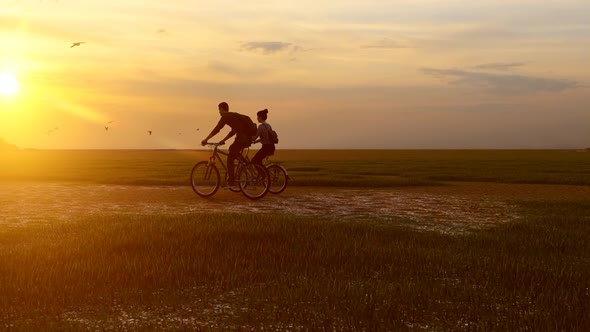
xmin=0 ymin=182 xmax=520 ymax=234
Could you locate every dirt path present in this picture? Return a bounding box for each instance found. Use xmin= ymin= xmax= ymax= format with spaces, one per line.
xmin=1 ymin=182 xmax=587 ymax=233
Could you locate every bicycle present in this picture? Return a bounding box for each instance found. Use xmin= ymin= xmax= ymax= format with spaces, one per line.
xmin=263 ymin=158 xmax=290 ymax=194
xmin=190 ymin=143 xmax=270 ymax=200
xmin=240 ymin=150 xmax=290 ymax=194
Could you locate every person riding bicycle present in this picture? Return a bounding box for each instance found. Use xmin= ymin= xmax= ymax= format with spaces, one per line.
xmin=251 ymin=108 xmax=276 ymax=165
xmin=201 ymin=102 xmax=254 ymax=189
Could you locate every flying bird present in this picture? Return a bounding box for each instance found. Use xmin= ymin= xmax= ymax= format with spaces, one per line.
xmin=104 ymin=121 xmax=113 ymax=131
xmin=46 ymin=126 xmax=59 ymax=135
xmin=70 ymin=42 xmax=86 ymax=48
xmin=147 ymin=130 xmax=152 ymax=136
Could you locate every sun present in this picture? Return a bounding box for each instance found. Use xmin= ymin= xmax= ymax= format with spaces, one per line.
xmin=0 ymin=71 xmax=19 ymax=96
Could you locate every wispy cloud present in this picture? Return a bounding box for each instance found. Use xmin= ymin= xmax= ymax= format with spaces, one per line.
xmin=241 ymin=41 xmax=293 ymax=54
xmin=207 ymin=61 xmax=270 ymax=77
xmin=472 ymin=62 xmax=526 ymax=71
xmin=422 ymin=68 xmax=579 ymax=95
xmin=361 ymin=37 xmax=411 ymax=49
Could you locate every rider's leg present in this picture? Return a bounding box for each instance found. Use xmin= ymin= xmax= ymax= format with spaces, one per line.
xmin=251 ymin=149 xmax=264 ymax=165
xmin=228 ymin=138 xmax=251 ymax=184
xmin=252 ymin=144 xmax=275 ymax=165
xmin=227 ymin=143 xmax=241 ymax=185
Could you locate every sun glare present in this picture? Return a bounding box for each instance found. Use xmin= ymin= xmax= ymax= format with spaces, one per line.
xmin=0 ymin=72 xmax=19 ymax=96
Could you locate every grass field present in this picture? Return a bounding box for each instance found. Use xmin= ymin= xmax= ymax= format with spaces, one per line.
xmin=1 ymin=149 xmax=589 ymax=186
xmin=1 ymin=149 xmax=589 ymax=330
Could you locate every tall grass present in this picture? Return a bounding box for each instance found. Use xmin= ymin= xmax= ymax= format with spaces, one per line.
xmin=1 ymin=149 xmax=589 ymax=186
xmin=1 ymin=201 xmax=589 ymax=330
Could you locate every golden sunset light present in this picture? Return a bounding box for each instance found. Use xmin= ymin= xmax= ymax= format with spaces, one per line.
xmin=0 ymin=71 xmax=18 ymax=96
xmin=2 ymin=1 xmax=590 ymax=329
xmin=0 ymin=0 xmax=588 ymax=149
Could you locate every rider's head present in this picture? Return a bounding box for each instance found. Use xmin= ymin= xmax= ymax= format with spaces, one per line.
xmin=257 ymin=108 xmax=268 ymax=122
xmin=218 ymin=102 xmax=229 ymax=115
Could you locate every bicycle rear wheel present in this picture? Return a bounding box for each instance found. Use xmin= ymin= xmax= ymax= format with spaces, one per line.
xmin=237 ymin=163 xmax=270 ymax=200
xmin=267 ymin=164 xmax=288 ymax=194
xmin=190 ymin=161 xmax=220 ymax=197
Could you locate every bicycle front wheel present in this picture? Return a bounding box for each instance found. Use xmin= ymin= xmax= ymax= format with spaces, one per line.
xmin=190 ymin=161 xmax=220 ymax=197
xmin=237 ymin=163 xmax=270 ymax=200
xmin=267 ymin=164 xmax=288 ymax=194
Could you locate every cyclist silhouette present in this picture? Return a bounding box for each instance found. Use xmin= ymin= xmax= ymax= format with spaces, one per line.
xmin=251 ymin=108 xmax=276 ymax=165
xmin=201 ymin=102 xmax=253 ymax=188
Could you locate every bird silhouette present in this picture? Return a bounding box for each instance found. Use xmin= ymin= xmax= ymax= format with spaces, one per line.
xmin=70 ymin=42 xmax=86 ymax=48
xmin=104 ymin=121 xmax=113 ymax=131
xmin=46 ymin=126 xmax=59 ymax=135
xmin=147 ymin=130 xmax=152 ymax=136
xmin=195 ymin=128 xmax=200 ymax=131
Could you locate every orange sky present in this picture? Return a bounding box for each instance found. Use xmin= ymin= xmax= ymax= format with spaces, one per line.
xmin=1 ymin=0 xmax=589 ymax=149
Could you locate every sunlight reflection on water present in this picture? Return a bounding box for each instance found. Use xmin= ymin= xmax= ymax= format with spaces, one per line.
xmin=0 ymin=183 xmax=520 ymax=234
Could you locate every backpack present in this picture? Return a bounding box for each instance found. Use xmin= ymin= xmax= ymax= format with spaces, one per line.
xmin=264 ymin=123 xmax=279 ymax=144
xmin=236 ymin=113 xmax=257 ymax=137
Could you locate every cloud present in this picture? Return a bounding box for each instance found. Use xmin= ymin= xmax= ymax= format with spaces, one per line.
xmin=418 ymin=102 xmax=527 ymax=113
xmin=241 ymin=41 xmax=293 ymax=54
xmin=361 ymin=38 xmax=411 ymax=49
xmin=207 ymin=61 xmax=270 ymax=77
xmin=472 ymin=62 xmax=526 ymax=71
xmin=421 ymin=68 xmax=579 ymax=95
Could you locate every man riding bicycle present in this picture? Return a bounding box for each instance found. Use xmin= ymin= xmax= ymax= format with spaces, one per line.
xmin=201 ymin=102 xmax=255 ymax=189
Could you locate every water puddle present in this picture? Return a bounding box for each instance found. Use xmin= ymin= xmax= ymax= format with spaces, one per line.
xmin=0 ymin=183 xmax=520 ymax=234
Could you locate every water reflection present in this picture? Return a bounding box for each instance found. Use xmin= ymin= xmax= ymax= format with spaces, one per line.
xmin=0 ymin=183 xmax=520 ymax=234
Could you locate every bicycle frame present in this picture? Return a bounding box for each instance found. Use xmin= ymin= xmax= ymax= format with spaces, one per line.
xmin=192 ymin=143 xmax=270 ymax=199
xmin=209 ymin=146 xmax=228 ymax=172
xmin=206 ymin=144 xmax=249 ymax=174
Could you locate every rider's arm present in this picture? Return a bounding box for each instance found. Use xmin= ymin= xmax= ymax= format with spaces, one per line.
xmin=201 ymin=117 xmax=227 ymax=145
xmin=219 ymin=130 xmax=235 ymax=144
xmin=252 ymin=124 xmax=264 ymax=144
xmin=252 ymin=124 xmax=263 ymax=143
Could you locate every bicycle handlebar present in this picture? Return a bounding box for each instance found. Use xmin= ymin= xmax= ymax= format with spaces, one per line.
xmin=203 ymin=142 xmax=225 ymax=147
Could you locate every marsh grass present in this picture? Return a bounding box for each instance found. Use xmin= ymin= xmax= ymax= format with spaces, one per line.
xmin=1 ymin=149 xmax=589 ymax=186
xmin=1 ymin=201 xmax=589 ymax=330
xmin=1 ymin=149 xmax=589 ymax=329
